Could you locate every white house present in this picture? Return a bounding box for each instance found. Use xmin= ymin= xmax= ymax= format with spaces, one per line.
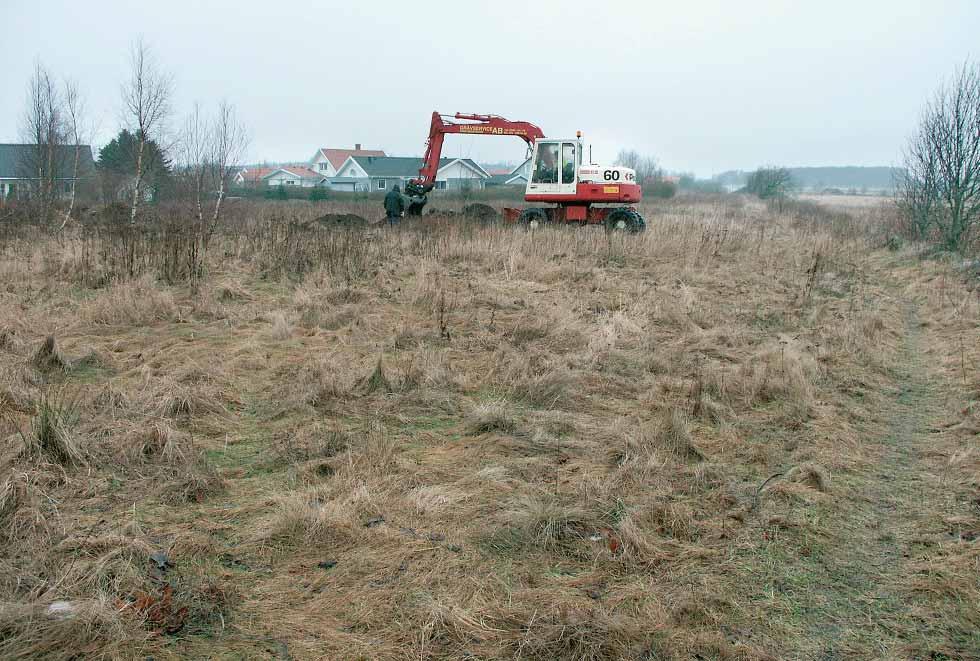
xmin=262 ymin=166 xmax=326 ymax=188
xmin=487 ymin=158 xmax=531 ymax=187
xmin=330 ymin=156 xmax=490 ymax=192
xmin=310 ymin=145 xmax=386 ymax=177
xmin=0 ymin=143 xmax=96 ymax=202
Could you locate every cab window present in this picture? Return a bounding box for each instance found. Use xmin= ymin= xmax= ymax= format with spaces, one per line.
xmin=561 ymin=143 xmax=576 ymax=184
xmin=532 ymin=143 xmax=559 ymax=184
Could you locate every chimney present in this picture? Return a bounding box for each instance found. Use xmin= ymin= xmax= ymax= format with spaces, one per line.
xmin=355 ymin=143 xmax=361 ymax=151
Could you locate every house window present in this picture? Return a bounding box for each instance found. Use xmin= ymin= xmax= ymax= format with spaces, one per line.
xmin=378 ymin=179 xmax=386 ymax=190
xmin=286 ymin=180 xmax=295 ymax=186
xmin=319 ymin=163 xmax=327 ymax=170
xmin=435 ymin=181 xmax=447 ymax=190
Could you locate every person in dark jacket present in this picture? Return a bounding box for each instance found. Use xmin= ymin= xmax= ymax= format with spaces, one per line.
xmin=383 ymin=184 xmax=405 ymax=225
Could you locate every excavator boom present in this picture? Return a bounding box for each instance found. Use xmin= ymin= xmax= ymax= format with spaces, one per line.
xmin=405 ymin=112 xmax=545 ymax=214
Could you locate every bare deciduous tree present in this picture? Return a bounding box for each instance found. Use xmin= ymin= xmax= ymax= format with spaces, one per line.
xmin=178 ymin=103 xmax=211 ymax=224
xmin=206 ymin=100 xmax=248 ymax=242
xmin=746 ymin=166 xmax=793 ymax=200
xmin=900 ymin=62 xmax=980 ymax=249
xmin=122 ymin=39 xmax=173 ymax=224
xmin=60 ymin=78 xmax=88 ymax=229
xmin=177 ymin=100 xmax=248 ymax=251
xmin=20 ymin=61 xmax=64 ymax=221
xmin=615 ymin=149 xmax=661 ymax=185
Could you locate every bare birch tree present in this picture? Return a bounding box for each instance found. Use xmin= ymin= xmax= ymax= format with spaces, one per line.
xmin=61 ymin=78 xmax=88 ymax=229
xmin=121 ymin=38 xmax=173 ymax=224
xmin=205 ymin=101 xmax=248 ymax=245
xmin=20 ymin=60 xmax=64 ymax=222
xmin=178 ymin=103 xmax=211 ymax=224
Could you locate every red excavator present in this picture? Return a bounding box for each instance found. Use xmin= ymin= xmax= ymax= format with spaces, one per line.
xmin=405 ymin=112 xmax=645 ymax=231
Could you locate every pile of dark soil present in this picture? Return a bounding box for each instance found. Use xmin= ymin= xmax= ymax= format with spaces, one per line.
xmin=461 ymin=203 xmax=499 ymax=222
xmin=313 ymin=213 xmax=370 ymax=228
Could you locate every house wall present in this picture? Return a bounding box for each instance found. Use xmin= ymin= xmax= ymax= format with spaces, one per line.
xmin=372 ymin=177 xmax=412 ymax=191
xmin=436 ymin=161 xmax=487 ymax=190
xmin=266 ymin=173 xmax=320 ymax=188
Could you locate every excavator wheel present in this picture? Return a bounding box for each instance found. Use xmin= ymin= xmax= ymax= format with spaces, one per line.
xmin=604 ymin=208 xmax=646 ymax=233
xmin=517 ymin=208 xmax=548 ymax=230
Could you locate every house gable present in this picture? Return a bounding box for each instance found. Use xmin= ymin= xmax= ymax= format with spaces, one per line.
xmin=436 ymin=158 xmax=491 ymax=181
xmin=310 ymin=150 xmax=336 ymax=176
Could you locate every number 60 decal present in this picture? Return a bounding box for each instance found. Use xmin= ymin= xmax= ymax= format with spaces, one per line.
xmin=603 ymin=170 xmax=621 ymax=181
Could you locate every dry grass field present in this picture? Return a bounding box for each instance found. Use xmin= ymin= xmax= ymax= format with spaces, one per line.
xmin=0 ymin=195 xmax=977 ymax=660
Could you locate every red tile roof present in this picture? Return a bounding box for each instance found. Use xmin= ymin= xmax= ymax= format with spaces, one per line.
xmin=239 ymin=167 xmax=277 ymax=182
xmin=272 ymin=166 xmax=323 ymax=180
xmin=318 ymin=148 xmax=386 ymax=170
xmin=239 ymin=166 xmax=324 ymax=183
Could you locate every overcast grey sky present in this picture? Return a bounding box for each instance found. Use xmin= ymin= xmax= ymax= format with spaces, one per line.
xmin=2 ymin=1 xmax=977 ymax=176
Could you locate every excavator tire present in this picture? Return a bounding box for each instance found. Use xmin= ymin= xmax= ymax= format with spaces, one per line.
xmin=604 ymin=208 xmax=646 ymax=233
xmin=517 ymin=208 xmax=548 ymax=229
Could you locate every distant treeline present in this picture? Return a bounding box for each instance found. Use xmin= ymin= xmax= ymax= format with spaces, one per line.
xmin=714 ymin=166 xmax=903 ymax=190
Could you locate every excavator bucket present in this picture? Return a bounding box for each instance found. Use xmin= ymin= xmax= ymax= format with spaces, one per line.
xmin=404 ymin=182 xmax=427 ymax=216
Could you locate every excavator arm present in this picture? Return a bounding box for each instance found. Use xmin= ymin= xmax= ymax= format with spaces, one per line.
xmin=405 ymin=112 xmax=545 ymax=215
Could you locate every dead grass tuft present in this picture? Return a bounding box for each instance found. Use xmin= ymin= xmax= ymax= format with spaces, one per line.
xmin=360 ymin=354 xmax=392 ymax=394
xmin=264 ymin=310 xmax=293 ymax=340
xmin=0 ymin=473 xmax=51 ymax=545
xmin=32 ymin=336 xmax=69 ymax=373
xmin=654 ymin=407 xmax=704 ymax=461
xmin=498 ymin=495 xmax=594 ymax=552
xmin=17 ymin=390 xmax=84 ymax=466
xmin=0 ymin=596 xmax=149 ymax=660
xmin=466 ymin=399 xmax=519 ymax=435
xmin=509 ymin=605 xmax=660 ymax=660
xmin=786 ymin=462 xmax=831 ymax=492
xmin=84 ymin=277 xmax=178 ymax=325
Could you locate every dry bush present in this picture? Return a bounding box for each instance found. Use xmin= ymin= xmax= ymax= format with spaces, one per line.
xmin=263 ymin=310 xmax=293 ymax=340
xmin=83 ymin=276 xmax=178 ymax=325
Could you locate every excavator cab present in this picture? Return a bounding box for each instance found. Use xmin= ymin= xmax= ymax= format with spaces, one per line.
xmin=527 ymin=139 xmax=581 ymax=196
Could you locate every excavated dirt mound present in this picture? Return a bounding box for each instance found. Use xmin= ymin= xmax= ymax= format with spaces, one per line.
xmin=461 ymin=203 xmax=499 ymax=222
xmin=313 ymin=213 xmax=370 ymax=228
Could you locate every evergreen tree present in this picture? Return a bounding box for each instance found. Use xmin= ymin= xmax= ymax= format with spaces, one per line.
xmin=96 ymin=129 xmax=172 ymax=202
